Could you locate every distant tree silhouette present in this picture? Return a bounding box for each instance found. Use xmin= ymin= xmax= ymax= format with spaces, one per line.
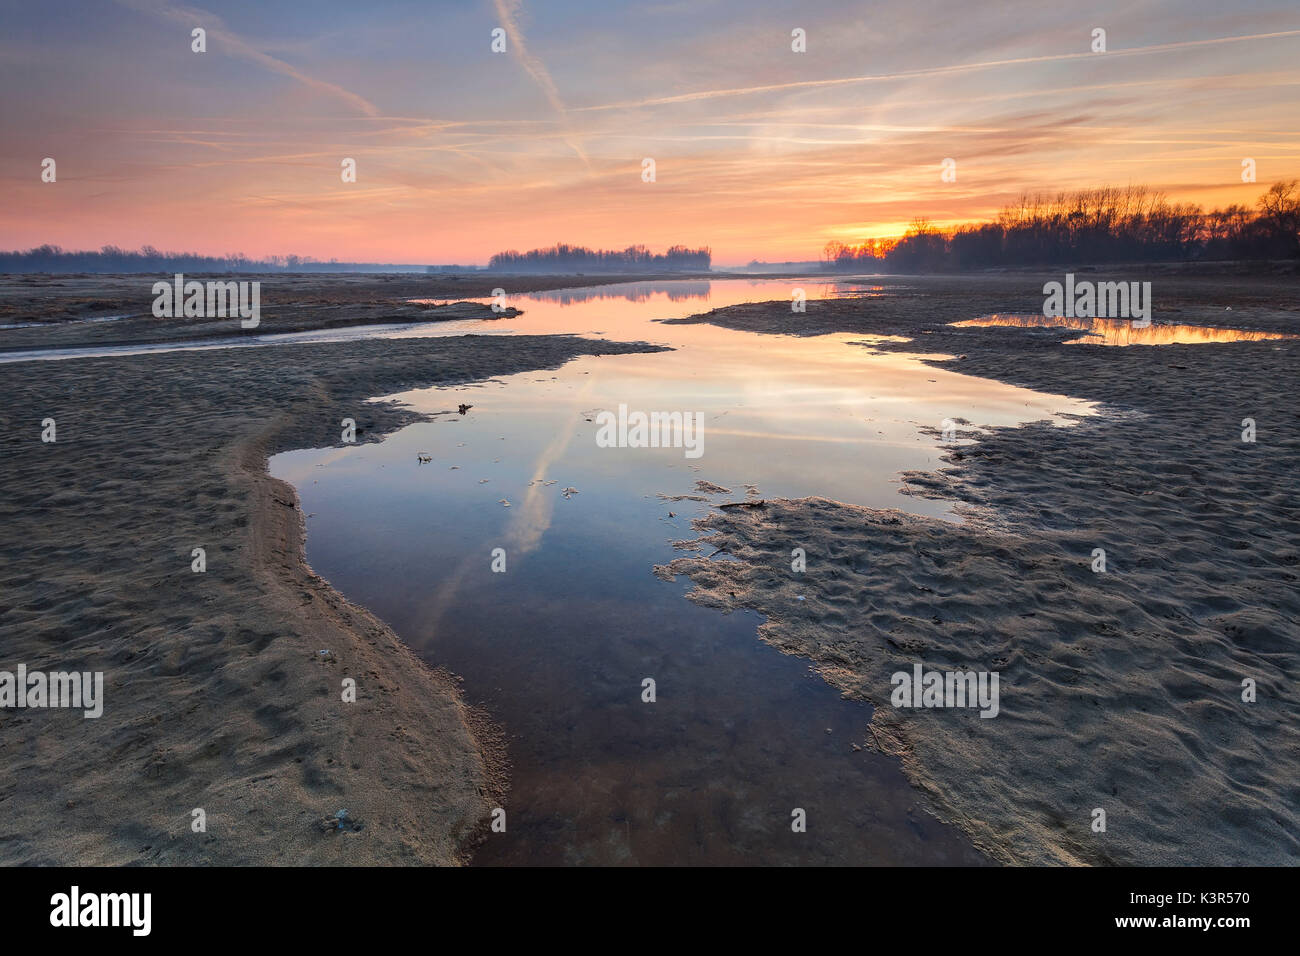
xmin=822 ymin=183 xmax=1300 ymax=272
xmin=0 ymin=245 xmax=429 ymax=274
xmin=487 ymin=243 xmax=710 ymax=273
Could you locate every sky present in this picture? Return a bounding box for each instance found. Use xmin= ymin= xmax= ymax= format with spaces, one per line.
xmin=2 ymin=0 xmax=1299 ymax=265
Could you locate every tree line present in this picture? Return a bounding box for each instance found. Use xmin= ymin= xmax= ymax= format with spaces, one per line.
xmin=487 ymin=243 xmax=711 ymax=273
xmin=0 ymin=245 xmax=430 ymax=274
xmin=823 ymin=182 xmax=1300 ymax=272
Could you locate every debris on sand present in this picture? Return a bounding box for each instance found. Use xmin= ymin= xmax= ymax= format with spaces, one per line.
xmin=694 ymin=480 xmax=731 ymax=495
xmin=417 ymin=454 xmax=432 ymax=463
xmin=458 ymin=404 xmax=473 ymax=415
xmin=318 ymin=809 xmax=363 ymax=834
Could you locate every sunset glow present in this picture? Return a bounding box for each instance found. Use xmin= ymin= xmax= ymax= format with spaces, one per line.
xmin=3 ymin=0 xmax=1299 ymax=264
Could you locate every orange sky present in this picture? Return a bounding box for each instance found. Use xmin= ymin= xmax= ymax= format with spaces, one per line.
xmin=3 ymin=1 xmax=1299 ymax=264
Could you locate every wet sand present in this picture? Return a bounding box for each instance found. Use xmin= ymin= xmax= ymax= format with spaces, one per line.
xmin=5 ymin=270 xmax=1295 ymax=866
xmin=655 ymin=273 xmax=1300 ymax=865
xmin=0 ymin=329 xmax=663 ymax=864
xmin=0 ymin=273 xmax=714 ymax=352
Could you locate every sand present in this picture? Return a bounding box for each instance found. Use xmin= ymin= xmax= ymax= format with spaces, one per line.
xmin=655 ymin=273 xmax=1300 ymax=866
xmin=0 ymin=272 xmax=711 ymax=352
xmin=5 ymin=269 xmax=1295 ymax=867
xmin=0 ymin=330 xmax=664 ymax=864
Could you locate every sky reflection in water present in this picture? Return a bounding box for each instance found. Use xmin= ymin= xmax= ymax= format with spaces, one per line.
xmin=272 ymin=279 xmax=1092 ymax=865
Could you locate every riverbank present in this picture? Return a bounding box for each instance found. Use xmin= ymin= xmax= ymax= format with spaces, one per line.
xmin=655 ymin=275 xmax=1300 ymax=865
xmin=0 ymin=332 xmax=664 ymax=864
xmin=0 ymin=273 xmax=719 ymax=352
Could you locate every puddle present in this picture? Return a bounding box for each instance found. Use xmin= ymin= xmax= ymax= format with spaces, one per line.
xmin=74 ymin=312 xmax=137 ymax=324
xmin=0 ymin=312 xmax=138 ymax=334
xmin=953 ymin=313 xmax=1298 ymax=346
xmin=0 ymin=321 xmax=489 ymax=364
xmin=270 ymin=279 xmax=1093 ymax=864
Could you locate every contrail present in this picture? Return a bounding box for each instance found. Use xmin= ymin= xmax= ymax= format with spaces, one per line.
xmin=116 ymin=0 xmax=380 ymax=116
xmin=574 ymin=29 xmax=1300 ymax=113
xmin=492 ymin=0 xmax=590 ymax=166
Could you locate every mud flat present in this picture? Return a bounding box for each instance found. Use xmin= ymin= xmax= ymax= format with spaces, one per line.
xmin=0 ymin=273 xmax=715 ymax=352
xmin=0 ymin=332 xmax=663 ymax=864
xmin=656 ymin=275 xmax=1300 ymax=865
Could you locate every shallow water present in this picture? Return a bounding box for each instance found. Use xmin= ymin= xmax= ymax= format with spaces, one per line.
xmin=0 ymin=319 xmax=485 ymax=364
xmin=270 ymin=279 xmax=1093 ymax=864
xmin=952 ymin=312 xmax=1298 ymax=346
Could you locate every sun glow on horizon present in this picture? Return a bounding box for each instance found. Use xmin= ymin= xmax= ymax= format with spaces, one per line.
xmin=1 ymin=2 xmax=1298 ymax=264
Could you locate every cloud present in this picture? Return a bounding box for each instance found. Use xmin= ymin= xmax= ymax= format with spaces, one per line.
xmin=115 ymin=0 xmax=380 ymax=116
xmin=574 ymin=29 xmax=1300 ymax=113
xmin=491 ymin=0 xmax=589 ymax=166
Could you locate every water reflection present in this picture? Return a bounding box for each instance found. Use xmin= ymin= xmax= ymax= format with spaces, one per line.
xmin=271 ymin=279 xmax=1094 ymax=865
xmin=953 ymin=313 xmax=1298 ymax=346
xmin=412 ymin=280 xmax=905 ymax=309
xmin=531 ymin=281 xmax=714 ymax=304
xmin=411 ymin=281 xmax=715 ymax=307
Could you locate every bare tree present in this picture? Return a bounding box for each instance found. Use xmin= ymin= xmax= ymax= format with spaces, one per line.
xmin=1256 ymin=180 xmax=1300 ymax=255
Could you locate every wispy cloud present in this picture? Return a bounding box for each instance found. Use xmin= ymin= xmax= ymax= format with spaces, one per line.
xmin=4 ymin=2 xmax=1298 ymax=262
xmin=115 ymin=0 xmax=381 ymax=116
xmin=574 ymin=29 xmax=1300 ymax=113
xmin=491 ymin=0 xmax=589 ymax=165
